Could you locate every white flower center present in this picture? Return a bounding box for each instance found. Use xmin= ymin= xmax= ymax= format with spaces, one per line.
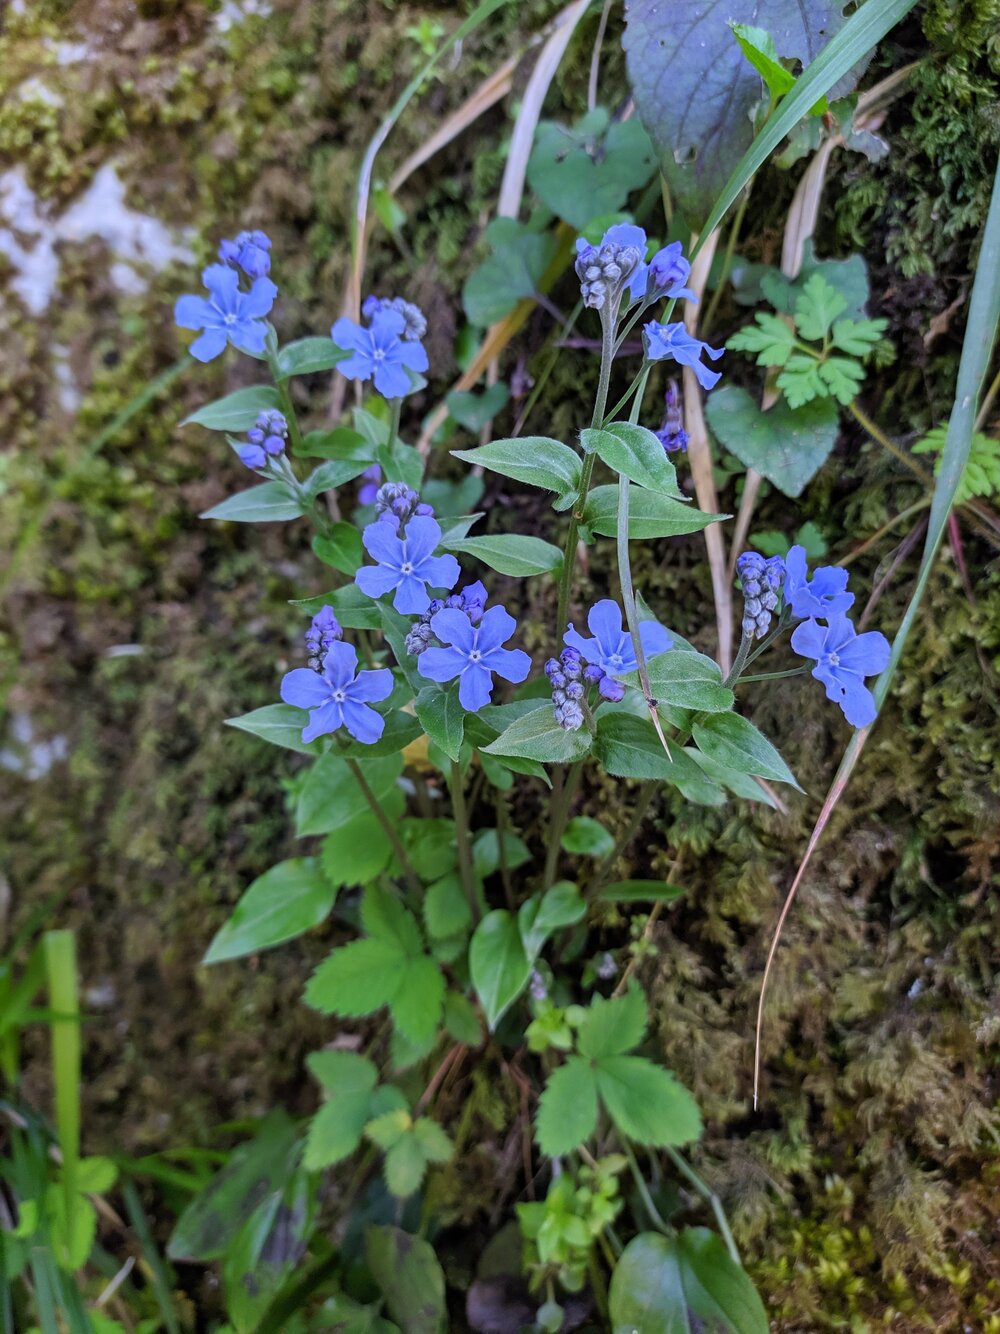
xmin=332 ymin=688 xmax=346 ymax=703
xmin=372 ymin=348 xmax=386 ymax=361
xmin=469 ymin=649 xmax=482 ymax=663
xmin=224 ymin=312 xmax=237 ymax=326
xmin=609 ymin=653 xmax=624 ymax=669
xmin=827 ymin=652 xmax=840 ymax=667
xmin=400 ymin=561 xmax=414 ymax=575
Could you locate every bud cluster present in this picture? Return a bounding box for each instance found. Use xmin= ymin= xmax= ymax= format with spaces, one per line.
xmin=574 ymin=240 xmax=644 ymax=311
xmin=239 ymin=409 xmax=289 ymax=471
xmin=736 ymin=552 xmax=786 ymax=640
xmin=361 ymin=295 xmax=427 ymax=342
xmin=306 ymin=605 xmax=343 ymax=671
xmin=375 ymin=482 xmax=434 ymax=527
xmin=405 ymin=582 xmax=487 ymax=657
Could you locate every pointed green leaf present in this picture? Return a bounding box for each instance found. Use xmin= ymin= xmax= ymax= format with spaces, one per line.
xmin=415 ymin=685 xmax=465 ymax=762
xmin=277 ymin=336 xmax=347 ymax=378
xmin=596 ymin=1055 xmax=703 ymax=1147
xmin=577 ymin=986 xmax=648 ymax=1060
xmin=469 ymin=909 xmax=532 ymax=1030
xmin=201 ymin=482 xmax=305 ymax=523
xmin=182 ymin=385 xmax=281 ymax=430
xmin=535 ymin=1056 xmax=599 ymax=1156
xmin=203 ymin=859 xmax=335 ymax=964
xmin=583 ymin=484 xmax=725 ymax=539
xmin=442 ymin=533 xmax=563 ymax=577
xmin=225 ymin=703 xmax=321 ymax=756
xmin=482 ymin=704 xmax=592 ymax=764
xmin=581 ymin=422 xmax=684 ymax=497
xmin=692 ymin=712 xmax=801 ymax=788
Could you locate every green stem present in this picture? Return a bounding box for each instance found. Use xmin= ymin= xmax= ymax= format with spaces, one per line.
xmin=736 ymin=666 xmax=809 ymax=684
xmin=622 ymin=1140 xmax=670 ymax=1235
xmin=450 ymin=762 xmax=483 ymax=920
xmin=266 ymin=343 xmax=307 ymax=458
xmin=388 ymin=396 xmax=402 ymax=447
xmin=542 ymin=760 xmax=583 ymax=889
xmin=556 ymin=307 xmax=617 ymax=634
xmin=723 ymin=630 xmax=754 ymax=689
xmin=662 ymin=1145 xmax=741 ymax=1266
xmin=345 ymin=757 xmax=422 ymax=895
xmin=602 ymin=362 xmax=649 ymax=426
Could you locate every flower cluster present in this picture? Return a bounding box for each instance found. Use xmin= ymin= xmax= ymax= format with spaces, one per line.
xmin=655 ymin=382 xmax=689 ymax=454
xmin=305 ymin=605 xmax=342 ymax=671
xmin=405 ymin=582 xmax=486 ymax=656
xmin=218 ymin=229 xmax=272 ymax=279
xmin=736 ymin=551 xmax=785 ymax=640
xmin=332 ymin=298 xmax=429 ymax=399
xmin=374 ymin=481 xmax=433 ymax=527
xmin=175 ymin=255 xmax=277 ymax=363
xmin=545 ymin=649 xmax=588 ymax=731
xmin=417 ymin=604 xmax=531 ymax=711
xmin=784 ymin=545 xmax=854 ymax=619
xmin=238 ymin=409 xmax=289 ymax=471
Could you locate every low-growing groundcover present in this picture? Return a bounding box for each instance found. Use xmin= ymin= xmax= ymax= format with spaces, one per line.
xmin=1 ymin=0 xmax=999 ymax=1330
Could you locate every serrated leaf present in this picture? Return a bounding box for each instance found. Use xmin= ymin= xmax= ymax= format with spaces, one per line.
xmin=277 ymin=337 xmax=347 ymax=378
xmin=204 ymin=859 xmax=335 ymax=964
xmin=692 ymin=712 xmax=801 ymax=788
xmin=581 ymin=422 xmax=684 ymax=497
xmin=304 ymin=1093 xmax=373 ymax=1171
xmin=469 ymin=909 xmax=532 ymax=1030
xmin=583 ymin=484 xmax=724 ymax=540
xmin=442 ymin=533 xmax=563 ymax=577
xmin=830 ymin=317 xmax=887 ymax=356
xmin=482 ymin=704 xmax=592 ymax=764
xmin=201 ymin=482 xmax=305 ymax=523
xmin=609 ymin=1229 xmax=769 ymax=1334
xmin=423 ymin=873 xmax=473 ymax=940
xmin=623 ymin=0 xmax=854 ymax=227
xmin=596 ymin=1055 xmax=703 ymax=1147
xmin=706 ymin=385 xmax=839 ymax=497
xmin=794 ymin=272 xmax=848 ymax=340
xmin=817 ymin=355 xmax=865 ymax=404
xmin=384 ymin=1136 xmax=430 ymax=1198
xmin=726 ymin=312 xmax=796 ymax=366
xmin=577 ymin=986 xmax=648 ymax=1060
xmin=306 ymin=938 xmax=405 ymax=1017
xmin=535 ymin=1056 xmax=599 ymax=1156
xmin=182 ymin=385 xmax=281 ymax=430
xmin=225 ymin=703 xmax=321 ymax=756
xmin=776 ymin=354 xmax=827 ymax=407
xmin=451 ymin=436 xmax=582 ymax=504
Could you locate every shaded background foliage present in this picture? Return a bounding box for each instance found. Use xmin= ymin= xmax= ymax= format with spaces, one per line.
xmin=1 ymin=0 xmax=999 ymax=1326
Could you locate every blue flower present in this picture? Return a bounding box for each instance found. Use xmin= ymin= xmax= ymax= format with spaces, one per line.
xmin=564 ymin=599 xmax=672 ymax=677
xmin=361 ymin=296 xmax=427 ymax=342
xmin=280 ymin=641 xmax=393 ymax=744
xmin=643 ymin=321 xmax=723 ymax=390
xmin=218 ymin=230 xmax=272 ymax=278
xmin=417 ymin=604 xmax=531 ymax=711
xmin=630 ymin=241 xmax=697 ymax=303
xmin=784 ymin=545 xmax=854 ymax=620
xmin=175 ymin=263 xmax=277 ymax=363
xmin=354 ymin=515 xmax=460 ymax=614
xmin=791 ymin=613 xmax=890 ymax=728
xmin=332 ymin=308 xmax=429 ymax=398
xmin=358 ymin=465 xmax=382 ymax=506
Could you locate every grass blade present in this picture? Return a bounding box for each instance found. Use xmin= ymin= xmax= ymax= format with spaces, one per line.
xmin=754 ymin=155 xmax=1000 ymax=1105
xmin=692 ymin=0 xmax=920 ymax=258
xmin=42 ymin=931 xmax=81 ymax=1243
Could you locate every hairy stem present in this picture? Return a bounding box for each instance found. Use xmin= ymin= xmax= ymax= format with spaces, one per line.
xmin=542 ymin=760 xmax=583 ymax=889
xmin=450 ymin=761 xmax=483 ymax=920
xmin=662 ymin=1145 xmax=741 ymax=1266
xmin=346 ymin=757 xmax=422 ymax=895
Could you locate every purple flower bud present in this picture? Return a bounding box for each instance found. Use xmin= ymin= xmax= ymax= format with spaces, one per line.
xmin=583 ymin=663 xmax=605 ymax=685
xmin=554 ymin=699 xmax=585 ymax=731
xmin=247 ymin=427 xmax=265 ymax=446
xmin=598 ymin=676 xmax=625 ymax=703
xmin=544 ymin=658 xmax=562 ymax=678
xmin=263 ymin=434 xmax=285 ymax=456
xmin=238 ymin=443 xmax=268 ymax=470
xmin=415 ymin=502 xmax=434 ymax=517
xmin=565 ymin=681 xmax=584 ymax=700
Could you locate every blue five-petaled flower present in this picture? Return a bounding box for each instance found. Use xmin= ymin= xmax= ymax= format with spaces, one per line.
xmin=784 ymin=545 xmax=855 ymax=620
xmin=791 ymin=613 xmax=890 ymax=728
xmin=355 ymin=515 xmax=460 ymax=615
xmin=418 ymin=605 xmax=531 ymax=711
xmin=643 ymin=321 xmax=723 ymax=391
xmin=281 ymin=641 xmax=393 ymax=745
xmin=332 ymin=308 xmax=429 ymax=399
xmin=175 ymin=264 xmax=277 ymax=363
xmin=564 ymin=600 xmax=672 ymax=677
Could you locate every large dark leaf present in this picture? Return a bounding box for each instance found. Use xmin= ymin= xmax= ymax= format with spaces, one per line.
xmin=623 ymin=0 xmax=853 ymax=227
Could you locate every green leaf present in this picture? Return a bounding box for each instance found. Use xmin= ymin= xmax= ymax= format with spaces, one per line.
xmin=623 ymin=0 xmax=854 ymax=227
xmin=692 ymin=712 xmax=801 ymax=788
xmin=561 ymin=816 xmax=614 ymax=857
xmin=482 ymin=704 xmax=592 ymax=764
xmin=761 ymin=242 xmax=871 ymax=320
xmin=596 ymin=1055 xmax=703 ymax=1147
xmin=913 ymin=425 xmax=1000 ymax=505
xmin=277 ymin=336 xmax=347 ymax=378
xmin=594 ymin=713 xmax=714 ymax=795
xmin=472 ymin=828 xmax=532 ymax=878
xmin=706 ymin=385 xmax=840 ymax=498
xmin=535 ymin=1056 xmax=599 ymax=1156
xmin=182 ymin=385 xmax=281 ymax=431
xmin=462 ymin=217 xmax=559 ymax=326
xmin=469 ymin=909 xmax=532 ymax=1030
xmin=313 ymin=523 xmax=364 ymax=574
xmin=597 ymin=880 xmax=687 ymax=904
xmin=518 ymin=882 xmax=586 ymax=959
xmin=609 ymin=1229 xmax=769 ymax=1334
xmin=816 ymin=355 xmax=865 ymax=404
xmin=443 ymin=992 xmax=482 ymax=1045
xmin=303 ymin=1052 xmax=379 ymax=1171
xmin=305 ymin=937 xmax=405 ymax=1017
xmin=451 ymin=436 xmax=582 ymax=506
xmin=577 ymin=986 xmax=648 ymax=1060
xmin=321 ymin=804 xmax=399 ymax=888
xmin=225 ymin=703 xmax=320 ymax=756
xmin=382 ymin=1134 xmax=430 ymax=1198
xmin=442 ymin=533 xmax=563 ymax=577
xmin=364 ymin=1225 xmax=447 ymax=1334
xmin=296 ymin=753 xmax=402 ymax=837
xmin=400 ymin=818 xmax=459 ymax=880
xmin=415 ymin=685 xmax=466 ymax=762
xmin=689 ymin=751 xmax=781 ymax=808
xmin=726 ymin=312 xmax=797 ymax=367
xmin=327 ymin=583 xmax=384 ymax=630
xmin=201 ymin=482 xmax=305 ymax=523
xmin=829 ymin=317 xmax=888 ymax=356
xmin=424 ymin=873 xmax=473 ymax=940
xmin=581 ymin=422 xmax=684 ymax=497
xmin=583 ymin=484 xmax=724 ymax=539
xmin=203 ymin=858 xmax=335 ymax=964
xmin=526 ymin=111 xmax=657 ymax=229
xmin=776 ymin=354 xmax=827 ymax=408
xmin=305 ymin=458 xmax=371 ymax=499
xmin=793 ymin=271 xmax=848 ymax=341
xmin=730 ymin=23 xmax=795 ymax=99
xmin=634 ymin=649 xmax=735 ymax=712
xmin=294 ymin=426 xmax=372 ymax=461
xmin=446 ymin=383 xmax=510 ymax=431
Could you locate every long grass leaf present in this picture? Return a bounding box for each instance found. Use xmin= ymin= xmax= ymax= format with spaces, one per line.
xmin=42 ymin=931 xmax=81 ymax=1243
xmin=754 ymin=155 xmax=1000 ymax=1105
